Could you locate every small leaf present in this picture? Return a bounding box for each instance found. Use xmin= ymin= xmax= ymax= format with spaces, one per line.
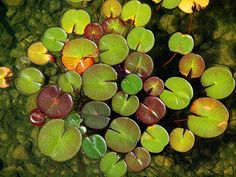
xmin=143 ymin=77 xmax=164 ymax=96
xmin=162 ymin=0 xmax=182 ymax=9
xmin=102 ymin=18 xmax=127 ymax=36
xmin=178 ymin=0 xmax=209 ymax=13
xmin=121 ymin=74 xmax=143 ymax=95
xmin=0 ymin=67 xmax=13 ymax=88
xmin=84 ymin=23 xmax=104 ymax=42
xmin=65 ymin=112 xmax=82 ymax=129
xmin=102 ymin=0 xmax=122 ymax=18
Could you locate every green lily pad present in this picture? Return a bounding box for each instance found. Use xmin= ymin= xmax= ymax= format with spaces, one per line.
xmin=15 ymin=67 xmax=44 ymax=95
xmin=101 ymin=0 xmax=122 ymax=18
xmin=99 ymin=152 xmax=127 ymax=177
xmin=38 ymin=119 xmax=82 ymax=162
xmin=141 ymin=124 xmax=169 ymax=153
xmin=160 ymin=77 xmax=193 ymax=110
xmin=121 ymin=74 xmax=143 ymax=95
xmin=82 ymin=64 xmax=118 ymax=101
xmin=65 ymin=112 xmax=82 ymax=129
xmin=61 ymin=9 xmax=90 ymax=35
xmin=200 ymin=67 xmax=235 ymax=99
xmin=82 ymin=134 xmax=107 ymax=160
xmin=99 ymin=34 xmax=129 ymax=65
xmin=105 ymin=117 xmax=141 ymax=153
xmin=58 ymin=71 xmax=82 ymax=93
xmin=188 ymin=97 xmax=229 ymax=138
xmin=112 ymin=91 xmax=139 ymax=116
xmin=102 ymin=18 xmax=127 ymax=36
xmin=81 ymin=101 xmax=111 ymax=129
xmin=121 ymin=0 xmax=151 ymax=27
xmin=162 ymin=0 xmax=182 ymax=9
xmin=168 ymin=32 xmax=194 ymax=55
xmin=169 ymin=128 xmax=195 ymax=152
xmin=127 ymin=27 xmax=155 ymax=53
xmin=42 ymin=27 xmax=67 ymax=52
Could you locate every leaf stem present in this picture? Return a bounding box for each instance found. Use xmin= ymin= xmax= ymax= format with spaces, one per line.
xmin=161 ymin=52 xmax=177 ymax=67
xmin=188 ymin=13 xmax=193 ymax=34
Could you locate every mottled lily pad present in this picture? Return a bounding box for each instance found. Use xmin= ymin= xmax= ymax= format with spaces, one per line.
xmin=102 ymin=18 xmax=127 ymax=35
xmin=143 ymin=77 xmax=164 ymax=96
xmin=188 ymin=97 xmax=229 ymax=138
xmin=38 ymin=119 xmax=82 ymax=162
xmin=178 ymin=0 xmax=209 ymax=13
xmin=84 ymin=23 xmax=104 ymax=42
xmin=102 ymin=0 xmax=122 ymax=18
xmin=105 ymin=117 xmax=141 ymax=153
xmin=121 ymin=74 xmax=143 ymax=95
xmin=0 ymin=67 xmax=13 ymax=88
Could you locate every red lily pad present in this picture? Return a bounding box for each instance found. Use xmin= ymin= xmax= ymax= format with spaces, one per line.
xmin=84 ymin=23 xmax=104 ymax=42
xmin=143 ymin=77 xmax=164 ymax=96
xmin=102 ymin=18 xmax=127 ymax=35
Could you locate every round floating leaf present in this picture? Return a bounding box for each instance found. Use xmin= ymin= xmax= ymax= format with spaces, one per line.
xmin=38 ymin=119 xmax=82 ymax=162
xmin=81 ymin=101 xmax=111 ymax=129
xmin=27 ymin=42 xmax=52 ymax=65
xmin=0 ymin=67 xmax=13 ymax=88
xmin=162 ymin=0 xmax=182 ymax=9
xmin=82 ymin=134 xmax=107 ymax=160
xmin=141 ymin=124 xmax=169 ymax=153
xmin=102 ymin=0 xmax=122 ymax=18
xmin=178 ymin=0 xmax=209 ymax=13
xmin=42 ymin=27 xmax=67 ymax=52
xmin=121 ymin=74 xmax=143 ymax=95
xmin=127 ymin=27 xmax=155 ymax=53
xmin=168 ymin=32 xmax=194 ymax=55
xmin=179 ymin=53 xmax=205 ymax=78
xmin=124 ymin=52 xmax=154 ymax=78
xmin=170 ymin=128 xmax=195 ymax=152
xmin=99 ymin=152 xmax=127 ymax=177
xmin=29 ymin=108 xmax=47 ymax=127
xmin=200 ymin=67 xmax=235 ymax=99
xmin=143 ymin=77 xmax=164 ymax=96
xmin=65 ymin=112 xmax=82 ymax=129
xmin=125 ymin=147 xmax=151 ymax=172
xmin=37 ymin=85 xmax=73 ymax=119
xmin=15 ymin=56 xmax=31 ymax=70
xmin=62 ymin=38 xmax=98 ymax=73
xmin=136 ymin=96 xmax=166 ymax=125
xmin=121 ymin=0 xmax=151 ymax=27
xmin=82 ymin=64 xmax=118 ymax=101
xmin=160 ymin=77 xmax=193 ymax=110
xmin=105 ymin=117 xmax=141 ymax=153
xmin=188 ymin=97 xmax=229 ymax=138
xmin=84 ymin=23 xmax=104 ymax=42
xmin=58 ymin=71 xmax=82 ymax=93
xmin=15 ymin=67 xmax=44 ymax=95
xmin=61 ymin=9 xmax=90 ymax=35
xmin=112 ymin=91 xmax=139 ymax=116
xmin=99 ymin=34 xmax=129 ymax=65
xmin=102 ymin=18 xmax=127 ymax=35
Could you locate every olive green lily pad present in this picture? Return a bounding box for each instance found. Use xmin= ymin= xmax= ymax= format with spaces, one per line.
xmin=65 ymin=112 xmax=82 ymax=129
xmin=82 ymin=64 xmax=118 ymax=101
xmin=200 ymin=67 xmax=235 ymax=99
xmin=160 ymin=77 xmax=193 ymax=110
xmin=169 ymin=128 xmax=195 ymax=152
xmin=112 ymin=91 xmax=139 ymax=116
xmin=162 ymin=0 xmax=182 ymax=9
xmin=99 ymin=34 xmax=129 ymax=65
xmin=188 ymin=97 xmax=229 ymax=138
xmin=99 ymin=152 xmax=127 ymax=177
xmin=127 ymin=27 xmax=155 ymax=53
xmin=38 ymin=119 xmax=82 ymax=162
xmin=121 ymin=74 xmax=143 ymax=95
xmin=105 ymin=117 xmax=141 ymax=153
xmin=141 ymin=124 xmax=169 ymax=153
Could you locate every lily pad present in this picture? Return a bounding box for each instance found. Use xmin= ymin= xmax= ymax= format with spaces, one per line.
xmin=168 ymin=32 xmax=194 ymax=55
xmin=143 ymin=77 xmax=164 ymax=96
xmin=112 ymin=91 xmax=139 ymax=116
xmin=82 ymin=134 xmax=107 ymax=160
xmin=38 ymin=119 xmax=82 ymax=162
xmin=200 ymin=67 xmax=235 ymax=99
xmin=42 ymin=27 xmax=67 ymax=52
xmin=61 ymin=9 xmax=90 ymax=35
xmin=121 ymin=74 xmax=143 ymax=95
xmin=160 ymin=77 xmax=193 ymax=110
xmin=102 ymin=18 xmax=127 ymax=35
xmin=179 ymin=53 xmax=205 ymax=78
xmin=124 ymin=52 xmax=154 ymax=78
xmin=99 ymin=152 xmax=127 ymax=177
xmin=65 ymin=112 xmax=82 ymax=129
xmin=169 ymin=128 xmax=195 ymax=152
xmin=15 ymin=56 xmax=31 ymax=70
xmin=82 ymin=64 xmax=118 ymax=101
xmin=0 ymin=67 xmax=13 ymax=88
xmin=178 ymin=0 xmax=209 ymax=13
xmin=125 ymin=147 xmax=151 ymax=172
xmin=141 ymin=124 xmax=169 ymax=153
xmin=99 ymin=34 xmax=129 ymax=65
xmin=105 ymin=117 xmax=141 ymax=153
xmin=188 ymin=97 xmax=229 ymax=138
xmin=127 ymin=27 xmax=155 ymax=53
xmin=37 ymin=85 xmax=73 ymax=119
xmin=81 ymin=101 xmax=111 ymax=129
xmin=121 ymin=0 xmax=151 ymax=27
xmin=15 ymin=67 xmax=44 ymax=95
xmin=58 ymin=71 xmax=82 ymax=93
xmin=136 ymin=96 xmax=166 ymax=125
xmin=84 ymin=23 xmax=104 ymax=42
xmin=101 ymin=0 xmax=122 ymax=18
xmin=162 ymin=0 xmax=182 ymax=9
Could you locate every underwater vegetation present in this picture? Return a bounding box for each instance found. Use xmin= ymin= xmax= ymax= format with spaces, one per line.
xmin=0 ymin=0 xmax=236 ymax=176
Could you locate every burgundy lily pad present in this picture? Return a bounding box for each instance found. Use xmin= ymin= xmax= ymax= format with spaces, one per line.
xmin=37 ymin=85 xmax=73 ymax=119
xmin=136 ymin=96 xmax=166 ymax=125
xmin=84 ymin=23 xmax=104 ymax=42
xmin=102 ymin=18 xmax=127 ymax=35
xmin=125 ymin=147 xmax=151 ymax=172
xmin=143 ymin=77 xmax=164 ymax=96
